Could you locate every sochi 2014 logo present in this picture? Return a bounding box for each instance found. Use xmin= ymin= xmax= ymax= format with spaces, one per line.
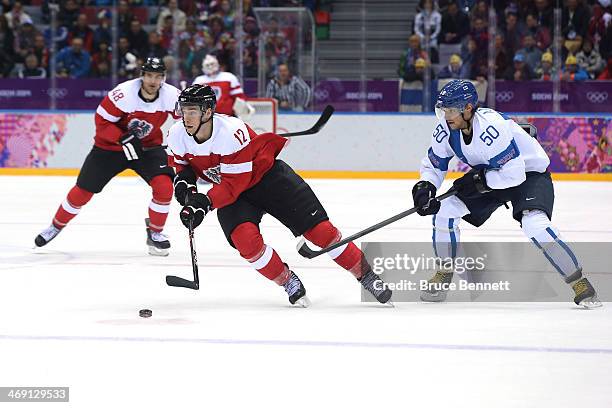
xmin=127 ymin=118 xmax=154 ymax=139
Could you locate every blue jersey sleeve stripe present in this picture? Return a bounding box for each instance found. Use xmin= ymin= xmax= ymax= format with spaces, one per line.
xmin=488 ymin=139 xmax=520 ymax=169
xmin=428 ymin=147 xmax=452 ymax=171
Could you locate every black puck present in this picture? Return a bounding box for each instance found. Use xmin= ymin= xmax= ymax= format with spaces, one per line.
xmin=139 ymin=309 xmax=153 ymax=318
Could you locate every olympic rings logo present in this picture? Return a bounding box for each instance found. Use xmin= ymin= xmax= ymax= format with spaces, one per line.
xmin=46 ymin=88 xmax=68 ymax=98
xmin=496 ymin=91 xmax=514 ymax=102
xmin=586 ymin=92 xmax=608 ymax=104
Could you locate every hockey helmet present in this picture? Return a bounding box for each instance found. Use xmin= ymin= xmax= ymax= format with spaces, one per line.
xmin=435 ymin=80 xmax=478 ymax=120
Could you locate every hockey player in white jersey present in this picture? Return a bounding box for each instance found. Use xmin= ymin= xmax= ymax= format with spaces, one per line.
xmin=412 ymin=80 xmax=601 ymax=308
xmin=192 ymin=54 xmax=254 ymax=119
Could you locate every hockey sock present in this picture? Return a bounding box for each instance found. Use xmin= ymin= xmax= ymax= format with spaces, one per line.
xmin=148 ymin=175 xmax=173 ymax=232
xmin=230 ymin=222 xmax=289 ymax=284
xmin=432 ymin=215 xmax=461 ymax=259
xmin=522 ymin=210 xmax=581 ymax=278
xmin=304 ymin=220 xmax=368 ymax=279
xmin=52 ymin=185 xmax=94 ymax=229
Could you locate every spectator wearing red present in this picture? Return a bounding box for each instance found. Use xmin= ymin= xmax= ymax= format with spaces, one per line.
xmin=525 ymin=12 xmax=551 ymax=50
xmin=588 ymin=0 xmax=612 ymax=58
xmin=14 ymin=22 xmax=39 ymax=63
xmin=159 ymin=15 xmax=176 ymax=50
xmin=68 ymin=14 xmax=94 ymax=53
xmin=32 ymin=34 xmax=49 ymax=71
xmin=597 ymin=57 xmax=612 ymax=79
xmin=440 ymin=0 xmax=469 ymax=44
xmin=91 ymin=41 xmax=112 ymax=78
xmin=144 ymin=31 xmax=168 ymax=60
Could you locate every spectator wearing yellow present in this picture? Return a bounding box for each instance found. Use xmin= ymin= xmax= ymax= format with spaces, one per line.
xmin=438 ymin=54 xmax=463 ymax=79
xmin=561 ymin=54 xmax=589 ymax=81
xmin=535 ymin=52 xmax=556 ymax=80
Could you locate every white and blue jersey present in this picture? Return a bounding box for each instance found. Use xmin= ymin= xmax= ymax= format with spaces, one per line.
xmin=420 ymin=108 xmax=550 ymax=190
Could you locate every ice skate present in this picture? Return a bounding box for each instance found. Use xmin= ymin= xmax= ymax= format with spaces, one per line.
xmin=359 ymin=269 xmax=393 ymax=305
xmin=283 ymin=270 xmax=310 ymax=307
xmin=420 ymin=270 xmax=454 ymax=302
xmin=34 ymin=225 xmax=62 ymax=247
xmin=570 ymin=276 xmax=602 ymax=309
xmin=145 ymin=218 xmax=170 ymax=256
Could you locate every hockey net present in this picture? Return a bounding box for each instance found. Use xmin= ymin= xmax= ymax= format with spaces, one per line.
xmin=243 ymin=98 xmax=278 ymax=134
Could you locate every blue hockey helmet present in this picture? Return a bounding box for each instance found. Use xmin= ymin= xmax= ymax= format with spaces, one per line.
xmin=435 ymin=80 xmax=478 ymax=121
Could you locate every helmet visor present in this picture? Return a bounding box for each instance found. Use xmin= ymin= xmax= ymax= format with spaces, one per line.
xmin=175 ymin=101 xmax=203 ymax=118
xmin=435 ymin=106 xmax=462 ymax=121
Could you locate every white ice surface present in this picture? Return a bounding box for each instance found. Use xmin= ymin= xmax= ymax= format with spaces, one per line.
xmin=1 ymin=176 xmax=612 ymax=407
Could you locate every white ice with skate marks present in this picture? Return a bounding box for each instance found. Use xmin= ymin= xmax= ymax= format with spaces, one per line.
xmin=1 ymin=175 xmax=612 ymax=407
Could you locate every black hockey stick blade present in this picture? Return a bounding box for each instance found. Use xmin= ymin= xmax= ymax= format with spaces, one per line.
xmin=280 ymin=105 xmax=334 ymax=137
xmin=166 ymin=275 xmax=199 ymax=290
xmin=297 ymin=188 xmax=458 ymax=259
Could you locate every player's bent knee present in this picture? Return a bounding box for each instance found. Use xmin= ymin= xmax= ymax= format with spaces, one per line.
xmin=521 ymin=210 xmax=551 ymax=238
xmin=303 ymin=220 xmax=341 ymax=248
xmin=230 ymin=222 xmax=265 ymax=260
xmin=68 ymin=185 xmax=94 ymax=206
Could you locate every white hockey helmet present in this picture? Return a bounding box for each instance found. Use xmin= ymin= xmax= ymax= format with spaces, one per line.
xmin=202 ymin=54 xmax=220 ymax=76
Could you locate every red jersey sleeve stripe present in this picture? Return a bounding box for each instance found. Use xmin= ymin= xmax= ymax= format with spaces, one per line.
xmin=99 ymin=96 xmax=125 ymax=118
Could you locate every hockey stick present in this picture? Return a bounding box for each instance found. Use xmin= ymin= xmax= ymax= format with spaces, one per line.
xmin=166 ymin=221 xmax=200 ymax=290
xmin=279 ymin=105 xmax=335 ymax=137
xmin=296 ymin=188 xmax=458 ymax=259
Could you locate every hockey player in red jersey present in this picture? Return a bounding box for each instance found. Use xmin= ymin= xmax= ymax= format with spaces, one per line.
xmin=192 ymin=54 xmax=254 ymax=118
xmin=168 ymin=84 xmax=393 ymax=306
xmin=35 ymin=58 xmax=180 ymax=256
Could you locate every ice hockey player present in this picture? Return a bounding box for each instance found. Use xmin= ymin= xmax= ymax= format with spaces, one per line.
xmin=192 ymin=54 xmax=254 ymax=119
xmin=35 ymin=57 xmax=180 ymax=256
xmin=168 ymin=84 xmax=393 ymax=306
xmin=412 ymin=79 xmax=601 ymax=308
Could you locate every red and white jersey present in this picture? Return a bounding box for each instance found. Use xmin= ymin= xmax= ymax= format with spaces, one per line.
xmin=94 ymin=78 xmax=181 ymax=151
xmin=192 ymin=71 xmax=245 ymax=116
xmin=167 ymin=114 xmax=287 ymax=209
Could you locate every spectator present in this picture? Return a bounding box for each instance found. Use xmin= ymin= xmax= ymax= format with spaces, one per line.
xmin=14 ymin=22 xmax=39 ymax=63
xmin=162 ymin=55 xmax=178 ymax=79
xmin=55 ymin=37 xmax=91 ymax=78
xmin=159 ymin=15 xmax=176 ymax=50
xmin=117 ymin=1 xmax=134 ymax=35
xmin=440 ymin=0 xmax=470 ymax=44
xmin=588 ymin=0 xmax=612 ymax=58
xmin=535 ymin=52 xmax=556 ymax=80
xmin=157 ymin=0 xmax=187 ymax=33
xmin=69 ymin=13 xmax=94 ymax=53
xmin=32 ymin=34 xmax=49 ymax=71
xmin=525 ymin=12 xmax=551 ymax=50
xmin=532 ymin=0 xmax=553 ymax=31
xmin=561 ymin=54 xmax=589 ymax=81
xmin=18 ymin=53 xmax=46 ymax=78
xmin=0 ymin=15 xmax=15 ymax=77
xmin=576 ymin=38 xmax=605 ymax=78
xmin=398 ymin=34 xmax=428 ymax=81
xmin=215 ymin=0 xmax=235 ymax=31
xmin=43 ymin=24 xmax=69 ymax=51
xmin=403 ymin=57 xmax=435 ymax=82
xmin=562 ymin=0 xmax=590 ymax=54
xmin=502 ymin=11 xmax=525 ymax=58
xmin=438 ymin=54 xmax=463 ymax=78
xmin=597 ymin=57 xmax=612 ymax=79
xmin=470 ymin=16 xmax=489 ymax=52
xmin=144 ymin=31 xmax=168 ymax=59
xmin=504 ymin=53 xmax=533 ymax=81
xmin=414 ymin=0 xmax=442 ymax=63
xmin=265 ymin=63 xmax=311 ymax=111
xmin=91 ymin=41 xmax=112 ymax=78
xmin=191 ymin=31 xmax=216 ymax=72
xmin=5 ymin=1 xmax=32 ymax=30
xmin=264 ymin=32 xmax=290 ymax=75
xmin=470 ymin=0 xmax=488 ymax=23
xmin=58 ymin=0 xmax=81 ymax=30
xmin=127 ymin=19 xmax=148 ymax=57
xmin=117 ymin=36 xmax=138 ymax=78
xmin=93 ymin=10 xmax=112 ymax=52
xmin=494 ymin=34 xmax=510 ymax=77
xmin=516 ymin=33 xmax=542 ymax=72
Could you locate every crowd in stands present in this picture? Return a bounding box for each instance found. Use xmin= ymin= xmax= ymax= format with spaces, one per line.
xmin=400 ymin=0 xmax=612 ymax=83
xmin=0 ymin=0 xmax=315 ymax=80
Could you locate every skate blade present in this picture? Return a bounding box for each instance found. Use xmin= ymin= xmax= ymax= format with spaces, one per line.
xmin=579 ymin=297 xmax=603 ymax=309
xmin=293 ymin=296 xmax=311 ymax=308
xmin=148 ymin=246 xmax=169 ymax=257
xmin=381 ymin=301 xmax=395 ymax=308
xmin=420 ymin=292 xmax=447 ymax=303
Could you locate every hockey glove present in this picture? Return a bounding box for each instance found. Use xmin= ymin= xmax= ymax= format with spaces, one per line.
xmin=180 ymin=193 xmax=212 ymax=229
xmin=412 ymin=180 xmax=441 ymax=216
xmin=174 ymin=167 xmax=198 ymax=206
xmin=119 ymin=132 xmax=143 ymax=161
xmin=453 ymin=168 xmax=492 ymax=198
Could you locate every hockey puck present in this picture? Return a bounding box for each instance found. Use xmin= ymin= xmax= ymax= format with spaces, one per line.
xmin=139 ymin=309 xmax=153 ymax=318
